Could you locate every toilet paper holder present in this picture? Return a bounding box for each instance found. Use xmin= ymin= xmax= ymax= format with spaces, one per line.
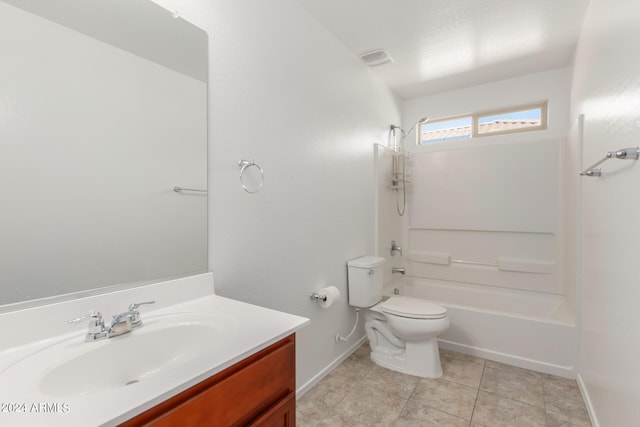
xmin=310 ymin=286 xmax=340 ymax=308
xmin=309 ymin=292 xmax=328 ymax=302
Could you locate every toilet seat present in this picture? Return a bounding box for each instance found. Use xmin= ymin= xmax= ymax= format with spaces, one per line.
xmin=379 ymin=296 xmax=447 ymax=319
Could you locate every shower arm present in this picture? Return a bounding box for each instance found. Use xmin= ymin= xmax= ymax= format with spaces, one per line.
xmin=403 ymin=116 xmax=429 ymax=140
xmin=391 ymin=116 xmax=428 ymax=145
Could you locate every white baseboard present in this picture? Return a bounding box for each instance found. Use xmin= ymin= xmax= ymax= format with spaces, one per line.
xmin=296 ymin=336 xmax=367 ymax=398
xmin=576 ymin=373 xmax=599 ymax=427
xmin=438 ymin=339 xmax=576 ymax=378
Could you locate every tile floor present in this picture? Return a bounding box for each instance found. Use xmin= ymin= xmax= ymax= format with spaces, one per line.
xmin=297 ymin=344 xmax=592 ymax=427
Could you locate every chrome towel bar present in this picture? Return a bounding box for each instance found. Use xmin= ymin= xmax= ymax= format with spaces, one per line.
xmin=173 ymin=186 xmax=207 ymax=193
xmin=580 ymin=146 xmax=639 ymax=177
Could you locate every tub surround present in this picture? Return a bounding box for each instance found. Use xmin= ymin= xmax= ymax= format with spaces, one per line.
xmin=0 ymin=273 xmax=309 ymax=426
xmin=376 ymin=68 xmax=578 ymax=379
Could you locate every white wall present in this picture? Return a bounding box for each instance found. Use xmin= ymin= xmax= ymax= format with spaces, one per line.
xmin=570 ymin=0 xmax=640 ymax=425
xmin=152 ymin=0 xmax=401 ymax=390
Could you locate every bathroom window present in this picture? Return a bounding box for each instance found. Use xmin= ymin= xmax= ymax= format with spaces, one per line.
xmin=419 ymin=116 xmax=473 ymax=143
xmin=419 ymin=102 xmax=547 ymax=144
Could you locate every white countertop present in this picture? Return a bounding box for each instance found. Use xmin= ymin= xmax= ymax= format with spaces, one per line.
xmin=0 ymin=273 xmax=309 ymax=426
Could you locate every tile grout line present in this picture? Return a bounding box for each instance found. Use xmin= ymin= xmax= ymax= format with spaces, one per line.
xmin=541 ymin=374 xmax=549 ymax=427
xmin=392 ymin=391 xmax=412 ymax=425
xmin=469 ymin=359 xmax=486 ymax=426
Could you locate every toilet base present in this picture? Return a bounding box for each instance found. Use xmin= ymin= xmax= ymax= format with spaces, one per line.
xmin=364 ymin=310 xmax=445 ymax=378
xmin=370 ymin=338 xmax=443 ymax=378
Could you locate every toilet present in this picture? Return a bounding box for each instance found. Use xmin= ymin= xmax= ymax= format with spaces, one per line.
xmin=347 ymin=256 xmax=449 ymax=378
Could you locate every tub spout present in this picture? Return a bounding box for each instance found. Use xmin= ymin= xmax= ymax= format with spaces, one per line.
xmin=392 ymin=267 xmax=406 ymax=275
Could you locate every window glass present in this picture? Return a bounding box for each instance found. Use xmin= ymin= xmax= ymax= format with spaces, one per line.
xmin=419 ymin=117 xmax=472 ymax=144
xmin=477 ymin=107 xmax=543 ymax=135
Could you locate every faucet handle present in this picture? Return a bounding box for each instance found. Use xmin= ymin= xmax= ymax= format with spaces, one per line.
xmin=68 ymin=311 xmax=103 ymax=328
xmin=128 ymin=301 xmax=156 ymax=312
xmin=68 ymin=311 xmax=107 ymax=341
xmin=128 ymin=300 xmax=155 ymax=329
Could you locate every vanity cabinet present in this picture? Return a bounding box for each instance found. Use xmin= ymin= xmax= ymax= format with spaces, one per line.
xmin=121 ymin=334 xmax=296 ymax=427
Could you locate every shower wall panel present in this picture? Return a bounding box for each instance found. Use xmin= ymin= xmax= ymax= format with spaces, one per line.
xmin=407 ymin=138 xmax=562 ymax=295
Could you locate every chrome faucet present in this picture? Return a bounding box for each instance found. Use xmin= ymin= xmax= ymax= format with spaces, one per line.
xmin=108 ymin=312 xmax=133 ymax=338
xmin=392 ymin=267 xmax=406 ymax=275
xmin=68 ymin=301 xmax=155 ymax=342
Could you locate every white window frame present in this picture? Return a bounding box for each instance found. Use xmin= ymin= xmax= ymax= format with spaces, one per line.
xmin=418 ymin=101 xmax=548 ymax=145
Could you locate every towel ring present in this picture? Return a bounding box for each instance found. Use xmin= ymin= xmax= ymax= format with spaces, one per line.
xmin=239 ymin=159 xmax=264 ymax=194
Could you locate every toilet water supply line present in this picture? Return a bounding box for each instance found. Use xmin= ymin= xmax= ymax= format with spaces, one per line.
xmin=335 ymin=308 xmax=360 ymax=342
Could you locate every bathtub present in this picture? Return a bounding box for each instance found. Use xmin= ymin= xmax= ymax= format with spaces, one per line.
xmin=385 ymin=278 xmax=577 ymax=378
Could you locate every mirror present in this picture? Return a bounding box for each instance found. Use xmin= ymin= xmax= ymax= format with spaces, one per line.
xmin=0 ymin=0 xmax=208 ymax=310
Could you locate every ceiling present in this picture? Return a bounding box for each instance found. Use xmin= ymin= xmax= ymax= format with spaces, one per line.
xmin=297 ymin=0 xmax=590 ymax=99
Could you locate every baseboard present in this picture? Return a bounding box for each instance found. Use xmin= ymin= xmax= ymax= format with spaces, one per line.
xmin=576 ymin=373 xmax=600 ymax=427
xmin=438 ymin=339 xmax=576 ymax=378
xmin=296 ymin=335 xmax=367 ymax=398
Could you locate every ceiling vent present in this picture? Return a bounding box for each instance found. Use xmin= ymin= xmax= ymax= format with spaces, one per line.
xmin=359 ymin=49 xmax=393 ymax=67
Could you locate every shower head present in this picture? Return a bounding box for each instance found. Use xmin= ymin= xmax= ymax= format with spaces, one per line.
xmin=407 ymin=116 xmax=429 ymax=134
xmin=390 ymin=116 xmax=429 ymax=136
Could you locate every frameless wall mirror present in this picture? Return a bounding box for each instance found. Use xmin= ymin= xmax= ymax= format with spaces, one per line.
xmin=0 ymin=0 xmax=208 ymax=310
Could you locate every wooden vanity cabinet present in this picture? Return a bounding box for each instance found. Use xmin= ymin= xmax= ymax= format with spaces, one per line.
xmin=120 ymin=334 xmax=296 ymax=427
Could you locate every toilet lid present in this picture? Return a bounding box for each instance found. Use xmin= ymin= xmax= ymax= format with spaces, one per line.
xmin=380 ymin=296 xmax=447 ymax=319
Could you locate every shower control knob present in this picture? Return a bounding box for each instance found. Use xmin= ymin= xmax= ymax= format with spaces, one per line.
xmin=390 ymin=240 xmax=403 ymax=256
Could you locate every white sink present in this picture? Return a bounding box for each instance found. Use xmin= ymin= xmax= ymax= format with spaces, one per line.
xmin=1 ymin=312 xmax=237 ymax=399
xmin=0 ymin=279 xmax=309 ymax=427
xmin=41 ymin=323 xmax=220 ymax=397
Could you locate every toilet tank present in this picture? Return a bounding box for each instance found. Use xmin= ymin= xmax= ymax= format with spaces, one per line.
xmin=347 ymin=256 xmax=386 ymax=308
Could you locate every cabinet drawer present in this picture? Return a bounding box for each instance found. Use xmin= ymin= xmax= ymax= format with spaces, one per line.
xmin=248 ymin=392 xmax=295 ymax=427
xmin=121 ymin=335 xmax=295 ymax=427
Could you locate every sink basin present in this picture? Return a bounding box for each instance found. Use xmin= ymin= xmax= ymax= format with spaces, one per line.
xmin=41 ymin=323 xmax=219 ymax=397
xmin=2 ymin=312 xmax=237 ymax=399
